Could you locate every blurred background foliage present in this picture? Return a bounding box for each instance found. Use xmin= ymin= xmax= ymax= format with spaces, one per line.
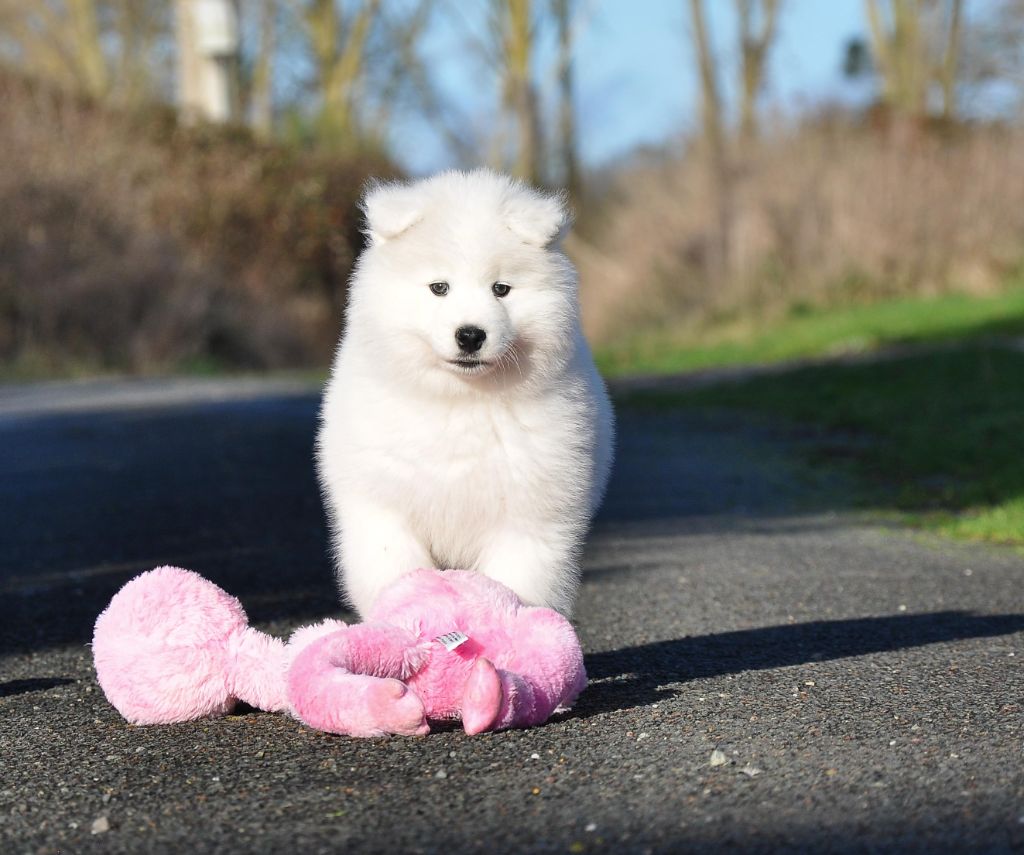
xmin=1 ymin=0 xmax=1024 ymax=378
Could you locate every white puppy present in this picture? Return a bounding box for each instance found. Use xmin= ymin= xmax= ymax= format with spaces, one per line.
xmin=316 ymin=169 xmax=614 ymax=617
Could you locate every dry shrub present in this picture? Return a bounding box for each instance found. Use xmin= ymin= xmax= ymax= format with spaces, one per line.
xmin=575 ymin=119 xmax=1024 ymax=344
xmin=0 ymin=71 xmax=395 ymax=376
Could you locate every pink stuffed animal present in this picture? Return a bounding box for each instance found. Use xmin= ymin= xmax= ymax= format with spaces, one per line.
xmin=93 ymin=566 xmax=587 ymax=737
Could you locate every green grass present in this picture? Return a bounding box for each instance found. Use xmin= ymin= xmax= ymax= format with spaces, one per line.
xmin=645 ymin=344 xmax=1024 ymax=546
xmin=599 ymin=285 xmax=1024 ymax=545
xmin=596 ymin=287 xmax=1024 ymax=377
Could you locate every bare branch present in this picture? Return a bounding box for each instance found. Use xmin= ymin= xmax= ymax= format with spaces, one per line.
xmin=940 ymin=0 xmax=963 ymax=119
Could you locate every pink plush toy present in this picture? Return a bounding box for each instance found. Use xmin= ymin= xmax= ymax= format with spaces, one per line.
xmin=92 ymin=566 xmax=586 ymax=737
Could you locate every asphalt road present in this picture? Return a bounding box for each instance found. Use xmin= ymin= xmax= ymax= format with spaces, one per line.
xmin=1 ymin=377 xmax=1022 ymax=854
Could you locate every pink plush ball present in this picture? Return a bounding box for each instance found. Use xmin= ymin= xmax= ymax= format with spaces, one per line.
xmin=93 ymin=566 xmax=248 ymax=724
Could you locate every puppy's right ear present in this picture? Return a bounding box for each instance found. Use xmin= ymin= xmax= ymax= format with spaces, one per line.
xmin=361 ymin=180 xmax=425 ymax=245
xmin=503 ymin=186 xmax=571 ymax=248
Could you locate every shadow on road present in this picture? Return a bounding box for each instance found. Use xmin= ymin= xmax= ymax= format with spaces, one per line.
xmin=0 ymin=677 xmax=75 ymax=698
xmin=0 ymin=392 xmax=834 ymax=655
xmin=576 ymin=611 xmax=1024 ymax=717
xmin=0 ymin=395 xmax=344 ymax=655
xmin=617 ymin=344 xmax=1024 ymax=534
xmin=3 ymin=388 xmax=1020 ymax=668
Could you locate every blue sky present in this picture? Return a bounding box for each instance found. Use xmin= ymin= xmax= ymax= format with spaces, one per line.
xmin=392 ymin=0 xmax=867 ymax=174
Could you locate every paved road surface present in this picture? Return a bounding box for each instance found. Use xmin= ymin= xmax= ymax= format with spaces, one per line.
xmin=1 ymin=378 xmax=1022 ymax=853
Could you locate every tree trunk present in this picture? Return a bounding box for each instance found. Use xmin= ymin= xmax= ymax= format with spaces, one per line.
xmin=252 ymin=0 xmax=276 ymax=137
xmin=505 ymin=0 xmax=541 ymax=184
xmin=554 ymin=0 xmax=580 ymax=203
xmin=736 ymin=0 xmax=780 ymax=149
xmin=688 ymin=0 xmax=732 ymax=275
xmin=940 ymin=0 xmax=963 ymax=120
xmin=305 ymin=0 xmax=380 ymax=147
xmin=864 ymin=0 xmax=928 ymax=118
xmin=67 ymin=0 xmax=109 ymax=97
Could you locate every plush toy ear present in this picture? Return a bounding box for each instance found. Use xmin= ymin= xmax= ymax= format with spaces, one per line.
xmin=503 ymin=186 xmax=571 ymax=248
xmin=361 ymin=180 xmax=425 ymax=244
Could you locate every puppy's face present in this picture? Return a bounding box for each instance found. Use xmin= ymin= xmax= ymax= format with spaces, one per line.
xmin=347 ymin=171 xmax=579 ymax=391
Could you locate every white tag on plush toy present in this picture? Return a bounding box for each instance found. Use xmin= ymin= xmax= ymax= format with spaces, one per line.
xmin=435 ymin=631 xmax=469 ymax=651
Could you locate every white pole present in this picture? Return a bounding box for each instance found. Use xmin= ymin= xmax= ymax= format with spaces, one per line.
xmin=176 ymin=0 xmax=240 ymax=124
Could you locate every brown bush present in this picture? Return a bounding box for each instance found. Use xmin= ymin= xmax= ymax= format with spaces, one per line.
xmin=0 ymin=71 xmax=396 ymax=377
xmin=574 ymin=118 xmax=1024 ymax=344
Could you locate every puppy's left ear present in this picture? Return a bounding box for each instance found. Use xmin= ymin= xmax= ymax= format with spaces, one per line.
xmin=503 ymin=187 xmax=571 ymax=248
xmin=361 ymin=180 xmax=426 ymax=244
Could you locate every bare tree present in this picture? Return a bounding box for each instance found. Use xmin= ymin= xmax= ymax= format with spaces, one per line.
xmin=736 ymin=0 xmax=781 ymax=146
xmin=250 ymin=0 xmax=276 ymax=136
xmin=114 ymin=0 xmax=170 ymax=102
xmin=0 ymin=1 xmax=108 ymax=95
xmin=486 ymin=0 xmax=542 ymax=183
xmin=286 ymin=0 xmax=442 ymax=150
xmin=69 ymin=0 xmax=110 ymax=96
xmin=939 ymin=0 xmax=963 ymax=119
xmin=864 ymin=0 xmax=965 ymax=121
xmin=446 ymin=1 xmax=592 ymax=188
xmin=865 ymin=0 xmax=929 ymax=116
xmin=553 ymin=0 xmax=576 ymax=195
xmin=0 ymin=0 xmax=170 ymax=102
xmin=688 ymin=0 xmax=731 ymax=274
xmin=960 ymin=0 xmax=1024 ymax=117
xmin=294 ymin=0 xmax=380 ymax=145
xmin=363 ymin=0 xmax=436 ymax=143
xmin=554 ymin=0 xmax=580 ymax=202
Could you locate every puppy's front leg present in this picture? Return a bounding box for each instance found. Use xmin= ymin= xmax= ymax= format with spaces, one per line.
xmin=335 ymin=500 xmax=432 ymax=618
xmin=476 ymin=526 xmax=581 ymax=616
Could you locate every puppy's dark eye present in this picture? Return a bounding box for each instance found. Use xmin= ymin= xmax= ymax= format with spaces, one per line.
xmin=492 ymin=281 xmax=511 ymax=298
xmin=428 ymin=281 xmax=449 ymax=297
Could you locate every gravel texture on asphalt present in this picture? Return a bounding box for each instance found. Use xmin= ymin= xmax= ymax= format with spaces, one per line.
xmin=1 ymin=379 xmax=1022 ymax=854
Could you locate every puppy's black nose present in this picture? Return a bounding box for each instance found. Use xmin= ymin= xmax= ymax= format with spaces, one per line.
xmin=455 ymin=325 xmax=487 ymax=354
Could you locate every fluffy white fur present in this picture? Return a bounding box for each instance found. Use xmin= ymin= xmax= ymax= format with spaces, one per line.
xmin=316 ymin=169 xmax=614 ymax=617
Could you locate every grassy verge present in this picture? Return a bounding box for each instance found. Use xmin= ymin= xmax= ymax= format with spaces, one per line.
xmin=635 ymin=344 xmax=1024 ymax=546
xmin=596 ymin=287 xmax=1024 ymax=377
